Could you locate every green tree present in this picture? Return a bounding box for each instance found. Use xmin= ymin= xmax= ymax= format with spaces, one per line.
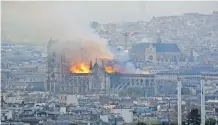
xmin=187 ymin=108 xmax=201 ymax=125
xmin=127 ymin=87 xmax=145 ymax=97
xmin=137 ymin=122 xmax=147 ymax=125
xmin=206 ymin=118 xmax=217 ymax=125
xmin=161 ymin=122 xmax=168 ymax=125
xmin=151 ymin=119 xmax=161 ymax=125
xmin=181 ymin=87 xmax=191 ymax=95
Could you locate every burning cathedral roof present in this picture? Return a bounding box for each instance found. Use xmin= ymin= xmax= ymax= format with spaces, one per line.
xmin=70 ymin=59 xmax=117 ymax=74
xmin=69 ymin=58 xmax=152 ymax=75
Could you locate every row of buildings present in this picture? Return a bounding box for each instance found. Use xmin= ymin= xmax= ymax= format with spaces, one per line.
xmin=1 ymin=41 xmax=46 ymax=91
xmin=1 ymin=91 xmax=218 ymax=125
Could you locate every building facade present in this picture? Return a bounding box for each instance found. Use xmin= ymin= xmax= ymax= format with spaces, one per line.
xmin=110 ymin=73 xmax=156 ymax=97
xmin=46 ymin=40 xmax=157 ymax=97
xmin=130 ymin=38 xmax=182 ymax=66
xmin=45 ymin=39 xmax=69 ymax=93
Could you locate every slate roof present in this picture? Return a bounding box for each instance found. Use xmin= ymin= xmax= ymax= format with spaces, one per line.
xmin=131 ymin=42 xmax=180 ymax=53
xmin=156 ymin=43 xmax=180 ymax=52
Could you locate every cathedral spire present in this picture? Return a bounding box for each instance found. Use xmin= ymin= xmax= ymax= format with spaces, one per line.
xmin=89 ymin=60 xmax=93 ymax=71
xmin=102 ymin=59 xmax=104 ymax=68
xmin=95 ymin=58 xmax=98 ymax=64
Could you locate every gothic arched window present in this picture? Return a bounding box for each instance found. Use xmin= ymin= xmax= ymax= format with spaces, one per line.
xmin=149 ymin=55 xmax=153 ymax=60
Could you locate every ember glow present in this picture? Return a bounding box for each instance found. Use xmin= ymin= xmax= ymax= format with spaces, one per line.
xmin=70 ymin=63 xmax=90 ymax=73
xmin=104 ymin=66 xmax=116 ymax=73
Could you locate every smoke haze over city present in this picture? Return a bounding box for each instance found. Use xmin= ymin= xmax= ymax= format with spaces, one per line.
xmin=2 ymin=1 xmax=218 ymax=44
xmin=1 ymin=1 xmax=218 ymax=125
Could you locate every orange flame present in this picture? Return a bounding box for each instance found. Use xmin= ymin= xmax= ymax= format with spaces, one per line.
xmin=104 ymin=66 xmax=116 ymax=73
xmin=70 ymin=63 xmax=90 ymax=73
xmin=70 ymin=62 xmax=117 ymax=74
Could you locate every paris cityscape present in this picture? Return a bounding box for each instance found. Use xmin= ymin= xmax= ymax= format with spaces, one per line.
xmin=1 ymin=1 xmax=218 ymax=125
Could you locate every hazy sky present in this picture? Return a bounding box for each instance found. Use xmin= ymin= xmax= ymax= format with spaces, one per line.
xmin=2 ymin=1 xmax=218 ymax=23
xmin=2 ymin=1 xmax=218 ymax=44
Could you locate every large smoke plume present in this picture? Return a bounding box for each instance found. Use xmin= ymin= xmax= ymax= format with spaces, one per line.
xmin=2 ymin=2 xmax=145 ymax=74
xmin=2 ymin=2 xmax=113 ymax=63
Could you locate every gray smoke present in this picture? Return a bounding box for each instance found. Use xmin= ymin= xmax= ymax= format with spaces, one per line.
xmin=125 ymin=62 xmax=137 ymax=73
xmin=109 ymin=45 xmax=138 ymax=73
xmin=2 ymin=2 xmax=113 ymax=63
